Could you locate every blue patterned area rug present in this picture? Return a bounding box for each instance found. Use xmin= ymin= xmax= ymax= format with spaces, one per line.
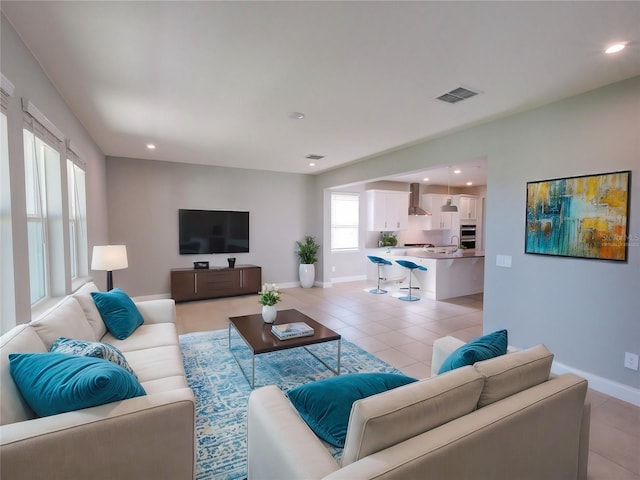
xmin=180 ymin=328 xmax=403 ymax=480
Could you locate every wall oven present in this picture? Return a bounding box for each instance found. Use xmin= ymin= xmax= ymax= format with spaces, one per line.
xmin=460 ymin=224 xmax=476 ymax=249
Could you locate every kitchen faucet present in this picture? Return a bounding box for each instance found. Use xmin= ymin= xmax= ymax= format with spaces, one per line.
xmin=450 ymin=235 xmax=460 ymax=246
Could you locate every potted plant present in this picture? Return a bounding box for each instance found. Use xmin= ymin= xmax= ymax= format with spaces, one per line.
xmin=380 ymin=232 xmax=398 ymax=247
xmin=258 ymin=283 xmax=281 ymax=323
xmin=296 ymin=235 xmax=320 ymax=288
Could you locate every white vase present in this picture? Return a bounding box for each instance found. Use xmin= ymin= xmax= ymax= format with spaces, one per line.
xmin=262 ymin=305 xmax=277 ymax=324
xmin=299 ymin=264 xmax=315 ymax=288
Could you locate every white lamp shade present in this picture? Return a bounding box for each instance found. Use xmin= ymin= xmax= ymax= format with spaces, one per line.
xmin=91 ymin=245 xmax=128 ymax=271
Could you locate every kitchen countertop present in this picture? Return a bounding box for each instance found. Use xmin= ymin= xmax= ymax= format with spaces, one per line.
xmin=378 ymin=247 xmax=485 ymax=260
xmin=406 ymin=249 xmax=485 ymax=260
xmin=369 ymin=247 xmax=485 ymax=300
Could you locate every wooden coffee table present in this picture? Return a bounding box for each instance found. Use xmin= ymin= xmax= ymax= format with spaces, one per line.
xmin=228 ymin=309 xmax=341 ymax=388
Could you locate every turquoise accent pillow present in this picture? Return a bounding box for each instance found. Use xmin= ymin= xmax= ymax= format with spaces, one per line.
xmin=9 ymin=352 xmax=146 ymax=417
xmin=50 ymin=337 xmax=137 ymax=378
xmin=91 ymin=288 xmax=144 ymax=340
xmin=438 ymin=329 xmax=508 ymax=374
xmin=286 ymin=373 xmax=417 ymax=447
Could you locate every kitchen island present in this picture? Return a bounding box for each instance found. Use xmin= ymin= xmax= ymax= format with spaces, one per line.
xmin=371 ymin=247 xmax=484 ymax=301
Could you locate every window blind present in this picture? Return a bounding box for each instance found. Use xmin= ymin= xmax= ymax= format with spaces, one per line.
xmin=22 ymin=98 xmax=64 ymax=149
xmin=0 ymin=73 xmax=14 ymax=114
xmin=66 ymin=139 xmax=86 ymax=169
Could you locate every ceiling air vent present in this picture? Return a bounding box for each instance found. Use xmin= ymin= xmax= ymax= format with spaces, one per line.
xmin=306 ymin=154 xmax=325 ymax=160
xmin=435 ymin=86 xmax=480 ymax=104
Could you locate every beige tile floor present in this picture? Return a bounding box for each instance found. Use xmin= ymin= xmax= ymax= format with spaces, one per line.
xmin=176 ymin=280 xmax=640 ymax=479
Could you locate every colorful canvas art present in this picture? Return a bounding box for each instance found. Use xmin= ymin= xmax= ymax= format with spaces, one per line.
xmin=525 ymin=171 xmax=630 ymax=261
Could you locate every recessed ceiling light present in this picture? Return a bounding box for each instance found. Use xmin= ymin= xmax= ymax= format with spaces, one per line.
xmin=146 ymin=143 xmax=156 ymax=150
xmin=453 ymin=169 xmax=461 ymax=174
xmin=605 ymin=43 xmax=626 ymax=54
xmin=309 ymin=162 xmax=316 ymax=167
xmin=423 ymin=177 xmax=430 ymax=182
xmin=290 ymin=112 xmax=305 ymax=120
xmin=466 ymin=181 xmax=473 ymax=186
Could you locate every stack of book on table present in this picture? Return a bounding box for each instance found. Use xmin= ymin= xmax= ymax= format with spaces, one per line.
xmin=271 ymin=322 xmax=315 ymax=340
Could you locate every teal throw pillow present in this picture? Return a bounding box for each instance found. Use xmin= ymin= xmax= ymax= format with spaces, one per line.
xmin=91 ymin=288 xmax=144 ymax=340
xmin=438 ymin=329 xmax=508 ymax=374
xmin=9 ymin=352 xmax=146 ymax=417
xmin=286 ymin=372 xmax=417 ymax=447
xmin=50 ymin=336 xmax=137 ymax=378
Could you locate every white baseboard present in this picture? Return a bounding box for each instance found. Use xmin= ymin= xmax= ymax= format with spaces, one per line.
xmin=277 ymin=275 xmax=367 ymax=288
xmin=552 ymin=361 xmax=640 ymax=406
xmin=331 ymin=275 xmax=367 ymax=284
xmin=132 ymin=293 xmax=171 ymax=302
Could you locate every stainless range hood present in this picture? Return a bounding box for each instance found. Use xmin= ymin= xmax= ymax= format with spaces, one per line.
xmin=408 ymin=183 xmax=431 ymax=216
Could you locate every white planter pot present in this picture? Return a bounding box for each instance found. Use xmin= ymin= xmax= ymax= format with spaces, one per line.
xmin=299 ymin=264 xmax=315 ymax=288
xmin=261 ymin=305 xmax=277 ymax=324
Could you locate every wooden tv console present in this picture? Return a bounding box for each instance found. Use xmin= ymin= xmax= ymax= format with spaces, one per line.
xmin=170 ymin=264 xmax=262 ymax=302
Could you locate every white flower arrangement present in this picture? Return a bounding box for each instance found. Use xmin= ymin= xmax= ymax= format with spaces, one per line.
xmin=258 ymin=283 xmax=281 ymax=306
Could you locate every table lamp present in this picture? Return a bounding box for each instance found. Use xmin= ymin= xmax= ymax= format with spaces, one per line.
xmin=91 ymin=245 xmax=128 ymax=291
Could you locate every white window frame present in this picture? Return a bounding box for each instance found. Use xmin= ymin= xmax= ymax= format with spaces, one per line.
xmin=23 ymin=129 xmax=52 ymax=304
xmin=331 ymin=192 xmax=360 ymax=252
xmin=66 ymin=142 xmax=88 ymax=283
xmin=1 ymin=73 xmax=15 ymax=333
xmin=22 ymin=99 xmax=64 ymax=306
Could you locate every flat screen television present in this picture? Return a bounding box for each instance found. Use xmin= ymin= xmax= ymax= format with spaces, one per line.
xmin=179 ymin=209 xmax=249 ymax=254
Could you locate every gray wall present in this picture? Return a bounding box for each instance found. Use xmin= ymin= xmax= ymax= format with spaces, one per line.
xmin=316 ymin=77 xmax=640 ymax=392
xmin=105 ymin=157 xmax=315 ymax=296
xmin=1 ymin=14 xmax=108 ymax=329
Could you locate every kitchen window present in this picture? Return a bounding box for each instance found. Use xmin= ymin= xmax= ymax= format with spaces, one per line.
xmin=331 ymin=192 xmax=359 ymax=251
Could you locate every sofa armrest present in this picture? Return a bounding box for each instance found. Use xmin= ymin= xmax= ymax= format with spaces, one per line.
xmin=578 ymin=401 xmax=591 ymax=480
xmin=247 ymin=385 xmax=339 ymax=480
xmin=0 ymin=388 xmax=195 ymax=480
xmin=135 ymin=298 xmax=176 ymax=324
xmin=430 ymin=336 xmax=466 ymax=376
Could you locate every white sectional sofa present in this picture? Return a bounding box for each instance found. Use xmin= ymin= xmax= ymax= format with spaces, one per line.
xmin=0 ymin=282 xmax=195 ymax=480
xmin=248 ymin=336 xmax=591 ymax=480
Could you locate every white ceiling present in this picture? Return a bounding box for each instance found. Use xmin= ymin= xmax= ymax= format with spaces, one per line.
xmin=2 ymin=1 xmax=639 ymax=180
xmin=390 ymin=158 xmax=488 ymax=189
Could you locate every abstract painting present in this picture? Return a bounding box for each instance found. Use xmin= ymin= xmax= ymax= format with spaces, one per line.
xmin=525 ymin=171 xmax=630 ymax=261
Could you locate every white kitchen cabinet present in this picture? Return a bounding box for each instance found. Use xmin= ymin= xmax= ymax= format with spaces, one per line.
xmin=456 ymin=195 xmax=478 ymax=221
xmin=366 ymin=190 xmax=410 ymax=231
xmin=421 ymin=194 xmax=456 ymax=230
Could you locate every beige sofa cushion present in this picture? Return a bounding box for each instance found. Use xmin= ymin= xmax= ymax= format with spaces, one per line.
xmin=341 ymin=365 xmax=484 ymax=467
xmin=0 ymin=325 xmax=47 ymax=425
xmin=141 ymin=375 xmax=189 ymax=395
xmin=474 ymin=344 xmax=554 ymax=408
xmin=72 ymin=282 xmax=107 ymax=339
xmin=124 ymin=345 xmax=186 ymax=383
xmin=31 ymin=297 xmax=96 ymax=348
xmin=102 ymin=323 xmax=179 ymax=352
xmin=135 ymin=299 xmax=176 ymax=325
